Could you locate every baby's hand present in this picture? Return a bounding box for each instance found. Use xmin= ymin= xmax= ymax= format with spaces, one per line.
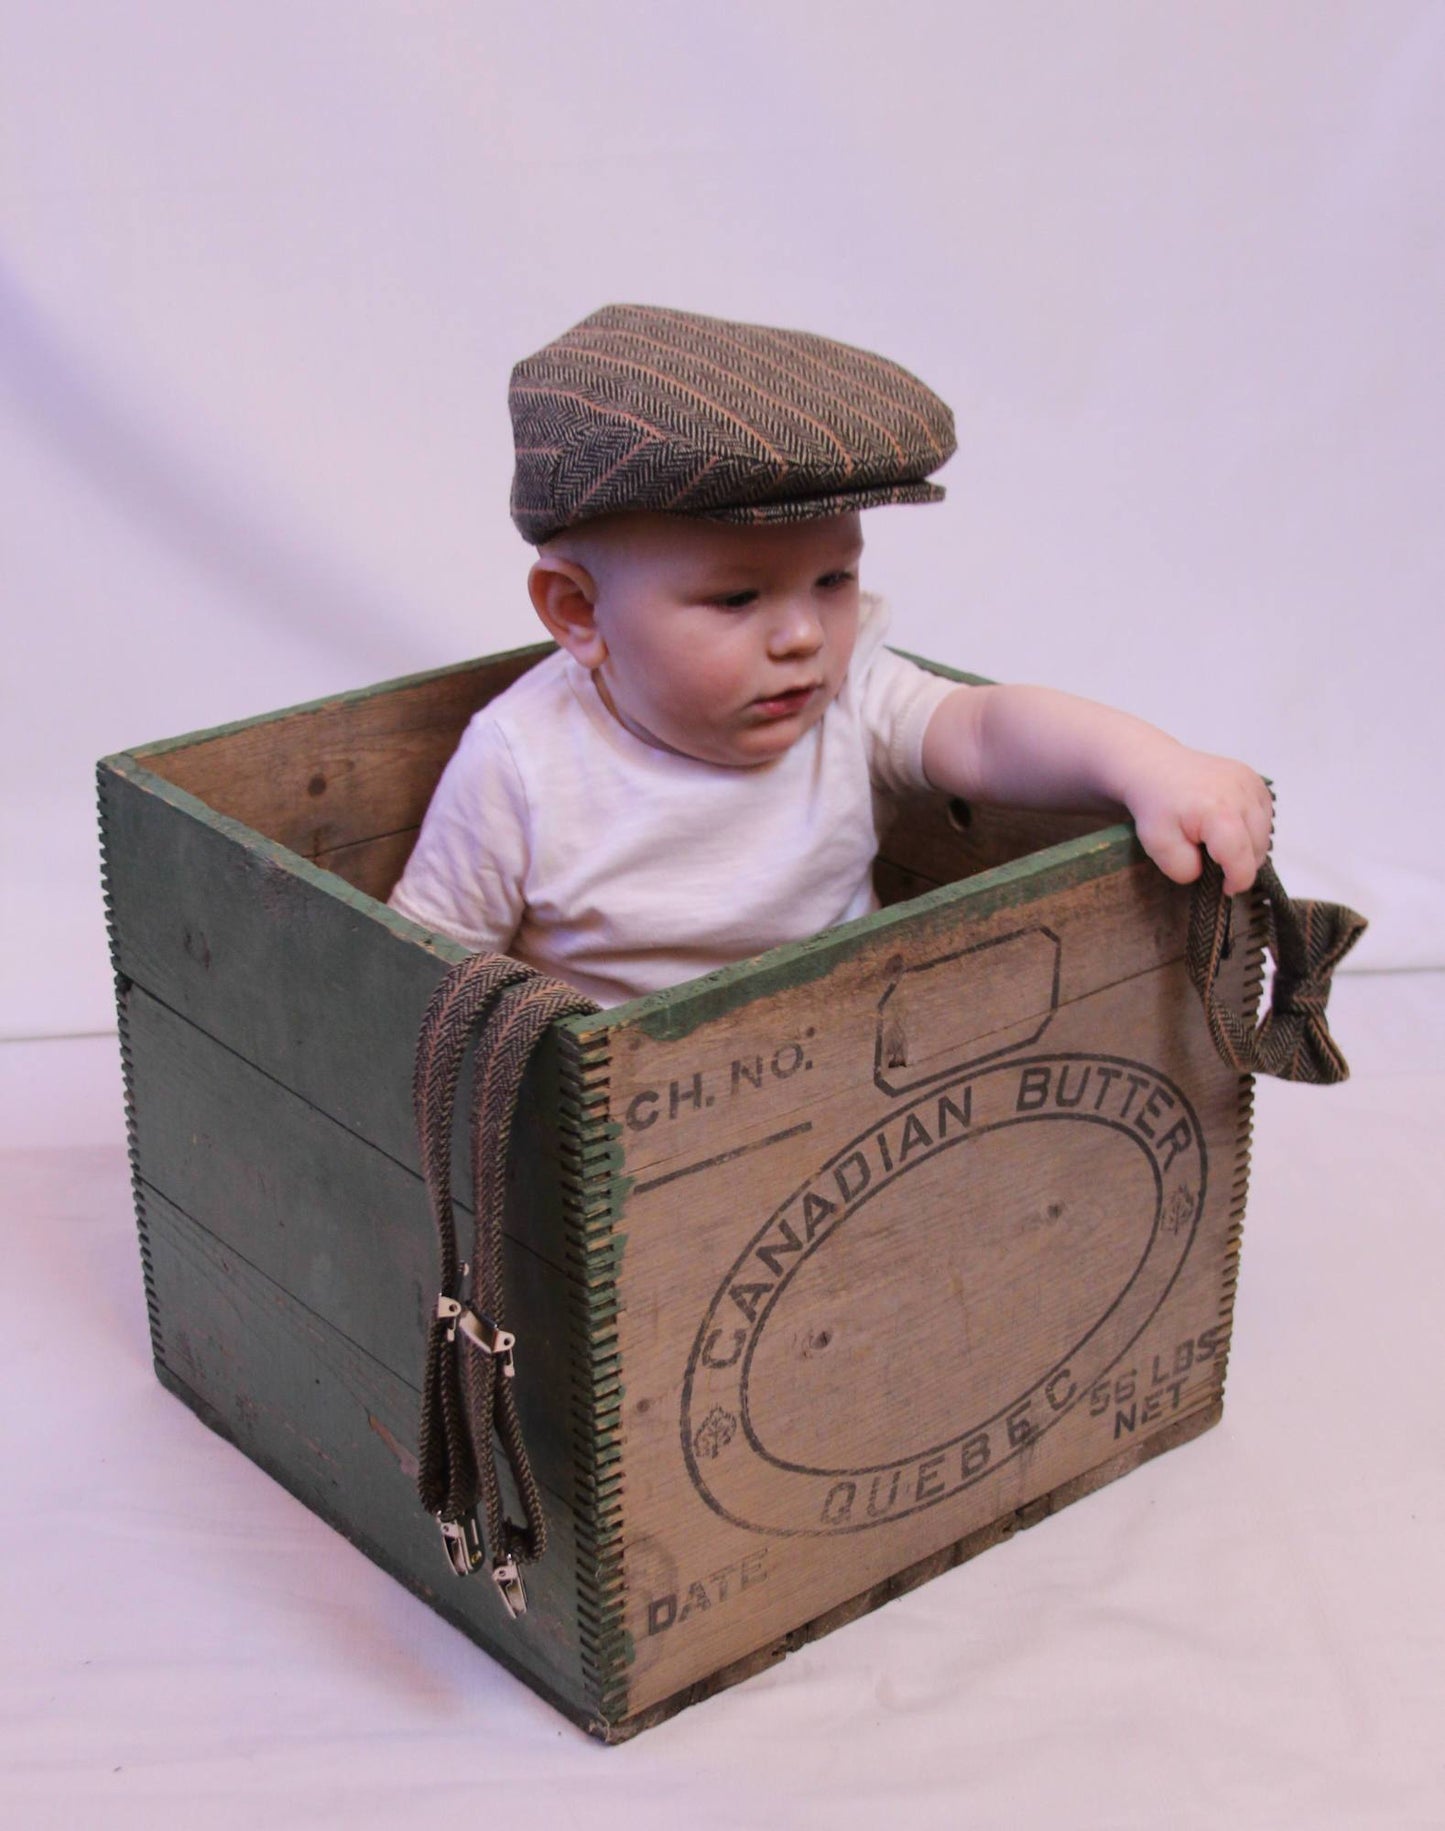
xmin=1126 ymin=745 xmax=1272 ymax=896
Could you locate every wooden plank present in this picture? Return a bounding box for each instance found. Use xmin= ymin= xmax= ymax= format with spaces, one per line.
xmin=98 ymin=760 xmax=573 ymax=1230
xmin=123 ymin=983 xmax=580 ymax=1502
xmin=313 ymin=827 xmax=419 ymax=901
xmin=601 ymin=875 xmax=1262 ymax=1712
xmin=872 ymin=855 xmax=938 ymax=908
xmin=877 ymin=789 xmax=1114 ymax=890
xmin=142 ymin=1187 xmax=590 ymax=1719
xmin=600 ymin=851 xmax=1200 ymax=1188
xmin=605 ymin=1399 xmax=1220 ymax=1741
xmin=135 ymin=643 xmax=552 ymax=859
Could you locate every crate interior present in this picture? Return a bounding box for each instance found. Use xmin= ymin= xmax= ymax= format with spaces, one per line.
xmin=135 ymin=648 xmax=1112 ymax=908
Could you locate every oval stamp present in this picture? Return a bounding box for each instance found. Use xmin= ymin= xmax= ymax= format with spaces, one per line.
xmin=680 ymin=1052 xmax=1206 ymax=1537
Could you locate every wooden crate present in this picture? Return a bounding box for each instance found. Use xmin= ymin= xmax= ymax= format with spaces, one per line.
xmin=98 ymin=641 xmax=1262 ymax=1741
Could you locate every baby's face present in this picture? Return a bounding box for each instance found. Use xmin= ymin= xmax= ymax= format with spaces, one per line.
xmin=577 ymin=512 xmax=864 ymax=768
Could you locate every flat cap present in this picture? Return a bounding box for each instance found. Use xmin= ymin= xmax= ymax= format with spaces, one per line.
xmin=508 ymin=303 xmax=955 ymax=544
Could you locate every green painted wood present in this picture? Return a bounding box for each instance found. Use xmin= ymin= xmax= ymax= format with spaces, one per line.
xmin=98 ymin=760 xmax=574 ymax=1248
xmin=124 ymin=983 xmax=579 ymax=1504
xmin=142 ymin=1186 xmax=590 ymax=1716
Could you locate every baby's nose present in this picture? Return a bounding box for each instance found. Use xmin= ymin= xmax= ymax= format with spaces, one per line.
xmin=767 ymin=597 xmax=824 ymax=656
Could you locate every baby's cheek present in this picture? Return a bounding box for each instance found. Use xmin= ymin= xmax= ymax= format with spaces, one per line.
xmin=716 ymin=654 xmax=759 ymax=708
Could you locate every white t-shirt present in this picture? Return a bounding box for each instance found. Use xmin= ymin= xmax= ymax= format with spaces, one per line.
xmin=388 ymin=595 xmax=958 ymax=1007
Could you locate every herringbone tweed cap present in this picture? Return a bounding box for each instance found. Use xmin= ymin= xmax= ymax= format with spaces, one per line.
xmin=508 ymin=303 xmax=956 ymax=543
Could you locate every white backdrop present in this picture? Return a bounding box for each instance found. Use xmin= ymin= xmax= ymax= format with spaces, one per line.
xmin=4 ymin=11 xmax=1444 ymax=1824
xmin=3 ymin=1 xmax=1442 ymax=1038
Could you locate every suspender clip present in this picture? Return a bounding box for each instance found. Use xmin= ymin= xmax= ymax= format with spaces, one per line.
xmin=438 ymin=1513 xmax=484 ymax=1577
xmin=458 ymin=1308 xmax=517 ymax=1378
xmin=436 ymin=1296 xmax=515 ymax=1376
xmin=492 ymin=1555 xmax=528 ymax=1618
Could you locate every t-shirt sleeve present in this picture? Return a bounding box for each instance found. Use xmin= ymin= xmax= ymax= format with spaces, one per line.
xmin=386 ymin=712 xmax=530 ymax=953
xmin=858 ymin=643 xmax=962 ymax=797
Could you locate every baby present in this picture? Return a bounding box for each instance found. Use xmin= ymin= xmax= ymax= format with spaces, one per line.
xmin=389 ymin=304 xmax=1271 ymax=1008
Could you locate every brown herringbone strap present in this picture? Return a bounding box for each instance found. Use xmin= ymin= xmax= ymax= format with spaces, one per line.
xmin=413 ymin=951 xmax=597 ymax=1615
xmin=1187 ymin=857 xmax=1367 ymax=1084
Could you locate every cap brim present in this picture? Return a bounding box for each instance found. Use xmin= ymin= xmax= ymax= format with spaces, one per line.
xmin=690 ymin=480 xmax=947 ymax=526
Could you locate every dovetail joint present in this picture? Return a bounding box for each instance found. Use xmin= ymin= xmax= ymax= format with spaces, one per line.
xmin=97 ymin=761 xmax=163 ymax=1368
xmin=558 ymin=1026 xmax=630 ymax=1721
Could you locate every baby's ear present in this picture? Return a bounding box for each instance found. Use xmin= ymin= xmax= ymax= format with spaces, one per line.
xmin=528 ymin=556 xmax=606 ymax=668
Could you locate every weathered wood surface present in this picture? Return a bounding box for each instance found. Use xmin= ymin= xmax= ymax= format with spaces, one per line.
xmin=606 ymin=1397 xmax=1221 ymax=1742
xmin=145 ymin=1135 xmax=1222 ymax=1743
xmin=141 ymin=1186 xmax=588 ymax=1716
xmin=313 ymin=827 xmax=420 ymax=901
xmin=99 ymin=761 xmax=570 ymax=1223
xmin=122 ymin=983 xmax=580 ymax=1502
xmin=101 ymin=647 xmax=1264 ymax=1740
xmin=97 ymin=755 xmax=1124 ymax=1220
xmin=102 ymin=741 xmax=619 ymax=1722
xmin=136 ymin=643 xmax=551 ymax=865
xmin=877 ymin=788 xmax=1113 ymax=893
xmin=595 ymin=863 xmax=1261 ymax=1715
xmin=603 ymin=847 xmax=1195 ymax=1190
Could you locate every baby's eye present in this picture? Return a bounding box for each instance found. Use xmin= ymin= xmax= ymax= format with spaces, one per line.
xmin=816 ymin=570 xmax=856 ymax=590
xmin=714 ymin=589 xmax=759 ymax=610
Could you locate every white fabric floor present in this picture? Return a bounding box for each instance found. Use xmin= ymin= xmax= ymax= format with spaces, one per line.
xmin=3 ymin=974 xmax=1442 ymax=1830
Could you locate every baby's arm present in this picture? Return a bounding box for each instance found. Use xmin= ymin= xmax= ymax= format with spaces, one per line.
xmin=920 ymin=684 xmax=1272 ymax=895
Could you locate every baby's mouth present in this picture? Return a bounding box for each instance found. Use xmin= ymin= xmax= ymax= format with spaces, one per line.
xmin=750 ymin=683 xmax=820 ymax=719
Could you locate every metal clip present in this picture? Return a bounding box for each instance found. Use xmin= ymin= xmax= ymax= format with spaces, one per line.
xmin=436 ymin=1294 xmax=463 ymax=1343
xmin=492 ymin=1555 xmax=528 ymax=1618
xmin=457 ymin=1308 xmax=517 ymax=1379
xmin=438 ymin=1512 xmax=483 ymax=1577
